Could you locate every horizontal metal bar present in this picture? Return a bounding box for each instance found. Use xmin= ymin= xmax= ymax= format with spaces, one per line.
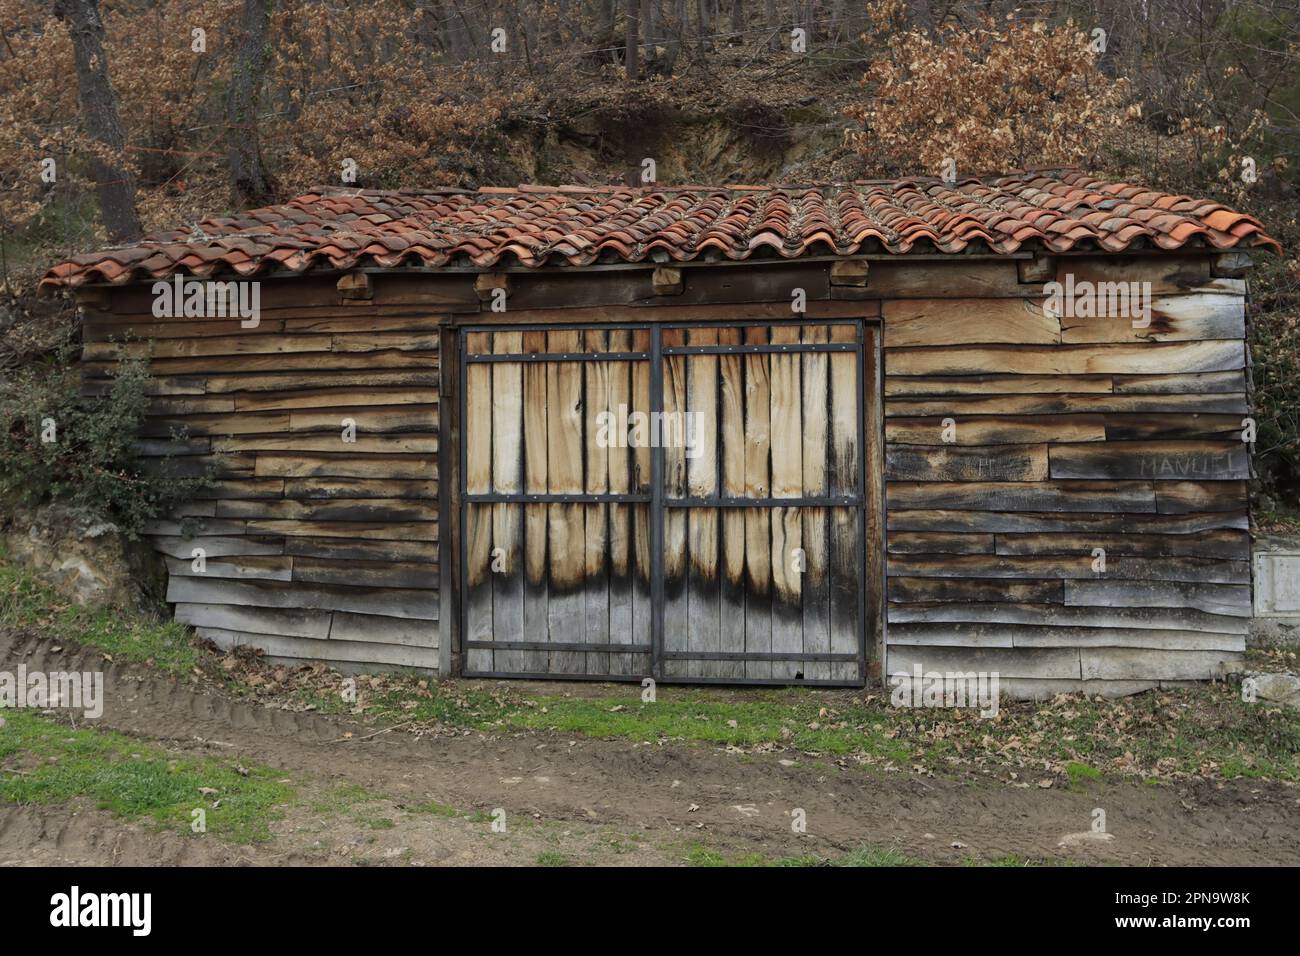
xmin=465 ymin=492 xmax=651 ymax=504
xmin=462 ymin=322 xmax=651 ymax=333
xmin=465 ymin=351 xmax=648 ymax=363
xmin=662 ymin=344 xmax=855 ymax=355
xmin=660 ymin=317 xmax=864 ymax=328
xmin=465 ymin=641 xmax=653 ymax=653
xmin=659 ymin=651 xmax=860 ymax=662
xmin=664 ymin=496 xmax=861 ymax=508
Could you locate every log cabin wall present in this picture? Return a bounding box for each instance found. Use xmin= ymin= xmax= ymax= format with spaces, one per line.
xmin=881 ymin=252 xmax=1250 ymax=696
xmin=76 ymin=251 xmax=1251 ymax=693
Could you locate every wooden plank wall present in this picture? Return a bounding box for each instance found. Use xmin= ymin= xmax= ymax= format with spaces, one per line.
xmin=79 ymin=276 xmax=450 ymax=672
xmin=881 ymin=254 xmax=1251 ymax=696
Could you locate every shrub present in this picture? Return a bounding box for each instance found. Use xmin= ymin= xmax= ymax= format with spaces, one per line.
xmin=0 ymin=343 xmax=210 ymax=536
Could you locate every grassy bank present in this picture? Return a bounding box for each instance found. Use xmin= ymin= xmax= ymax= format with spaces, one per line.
xmin=3 ymin=552 xmax=1298 ymax=784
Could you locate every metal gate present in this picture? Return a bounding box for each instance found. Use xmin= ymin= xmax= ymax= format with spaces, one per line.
xmin=460 ymin=320 xmax=868 ymax=685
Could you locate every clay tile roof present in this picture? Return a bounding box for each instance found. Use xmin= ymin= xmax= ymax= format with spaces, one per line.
xmin=40 ymin=167 xmax=1280 ymax=291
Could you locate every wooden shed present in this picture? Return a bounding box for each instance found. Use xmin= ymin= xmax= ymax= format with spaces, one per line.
xmin=42 ymin=168 xmax=1279 ymax=696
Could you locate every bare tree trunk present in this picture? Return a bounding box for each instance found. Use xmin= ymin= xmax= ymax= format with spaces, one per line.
xmin=226 ymin=0 xmax=274 ymax=207
xmin=625 ymin=0 xmax=640 ymax=81
xmin=729 ymin=0 xmax=743 ymax=38
xmin=664 ymin=0 xmax=686 ymax=72
xmin=53 ymin=0 xmax=141 ymax=243
xmin=598 ymin=0 xmax=616 ymax=43
xmin=765 ymin=0 xmax=779 ymax=50
xmin=435 ymin=0 xmax=467 ymax=62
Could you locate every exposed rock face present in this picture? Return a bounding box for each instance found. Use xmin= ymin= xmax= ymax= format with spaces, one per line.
xmin=1 ymin=503 xmax=165 ymax=610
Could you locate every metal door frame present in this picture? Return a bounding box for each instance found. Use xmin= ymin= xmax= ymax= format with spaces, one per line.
xmin=458 ymin=319 xmax=872 ymax=686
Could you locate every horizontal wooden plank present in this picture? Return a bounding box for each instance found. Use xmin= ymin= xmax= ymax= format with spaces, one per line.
xmin=1048 ymin=442 xmax=1249 ymax=480
xmin=241 ymin=519 xmax=437 ymax=541
xmin=1058 ymin=292 xmax=1244 ymax=344
xmin=886 ymin=645 xmax=1082 ymax=680
xmin=886 ymin=481 xmax=1156 ymax=513
xmin=187 ymin=479 xmax=286 ymax=500
xmin=1079 ymin=648 xmax=1241 ymax=680
xmin=83 ymin=334 xmax=334 ymax=361
xmin=215 ymin=498 xmax=438 ymax=521
xmin=280 ymin=478 xmax=438 ymax=499
xmin=1154 ymin=480 xmax=1249 ymax=514
xmin=330 ymin=331 xmax=441 ymax=352
xmin=885 ymin=374 xmax=1113 ymax=396
xmin=882 ymin=298 xmax=1057 ymax=347
xmin=886 ymin=341 xmax=1243 ymax=376
xmin=234 ymin=388 xmax=440 ymax=412
xmin=886 ymin=417 xmax=1104 ymax=445
xmin=253 ymin=454 xmax=438 ymax=478
xmin=283 ymin=536 xmax=437 ymax=564
xmin=995 ymin=529 xmax=1250 ymax=561
xmin=887 ymin=622 xmax=1245 ymax=652
xmin=176 ymin=602 xmax=331 ymax=639
xmin=291 ymin=557 xmax=436 ymax=590
xmin=884 ymin=444 xmax=1048 ymax=481
xmin=886 ymin=392 xmax=1248 ymax=417
xmin=328 ymin=611 xmax=438 ymax=646
xmin=887 ymin=509 xmax=1247 ymax=534
xmin=1053 ymin=256 xmax=1241 ymax=295
xmin=1064 ymin=579 xmax=1251 ymax=616
xmin=889 ymin=554 xmax=1248 ymax=584
xmin=888 ymin=577 xmax=1063 ymax=604
xmin=213 ymin=433 xmax=438 ymax=454
xmin=148 ymin=534 xmax=284 ymax=558
xmin=167 ymin=576 xmax=437 ymax=620
xmin=886 ymin=531 xmax=996 ymax=554
xmin=288 ymin=407 xmax=438 ymax=433
xmin=1112 ymin=370 xmax=1246 ymax=394
xmin=164 ymin=554 xmax=293 ymax=582
xmin=198 ymin=628 xmax=438 ymax=670
xmin=204 ymin=369 xmax=440 ymax=393
xmin=885 ymin=601 xmax=1249 ymax=634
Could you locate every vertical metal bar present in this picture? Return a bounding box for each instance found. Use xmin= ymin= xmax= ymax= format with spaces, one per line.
xmin=649 ymin=324 xmax=665 ymax=681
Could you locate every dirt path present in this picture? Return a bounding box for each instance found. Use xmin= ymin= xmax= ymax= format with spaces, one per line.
xmin=2 ymin=628 xmax=1298 ymax=866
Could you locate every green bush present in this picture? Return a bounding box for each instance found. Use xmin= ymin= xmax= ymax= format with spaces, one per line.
xmin=0 ymin=344 xmax=210 ymax=536
xmin=1247 ymin=255 xmax=1300 ymax=518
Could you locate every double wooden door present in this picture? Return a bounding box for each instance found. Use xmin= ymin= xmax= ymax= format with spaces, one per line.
xmin=460 ymin=320 xmax=869 ymax=685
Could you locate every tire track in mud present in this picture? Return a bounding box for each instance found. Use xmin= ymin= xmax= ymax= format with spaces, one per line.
xmin=2 ymin=627 xmax=1298 ymax=866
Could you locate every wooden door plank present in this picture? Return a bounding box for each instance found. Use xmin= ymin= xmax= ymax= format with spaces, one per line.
xmin=583 ymin=330 xmax=611 ymax=675
xmin=769 ymin=326 xmax=803 ymax=680
xmin=743 ymin=324 xmax=773 ymax=679
xmin=718 ymin=325 xmax=748 ymax=678
xmin=491 ymin=331 xmax=525 ymax=672
xmin=606 ymin=330 xmax=635 ymax=676
xmin=828 ymin=325 xmax=861 ymax=676
xmin=464 ymin=332 xmax=493 ymax=673
xmin=686 ymin=327 xmax=721 ymax=678
xmin=521 ymin=331 xmax=550 ymax=672
xmin=547 ymin=329 xmax=586 ymax=674
xmin=801 ymin=324 xmax=831 ymax=680
xmin=661 ymin=329 xmax=690 ymax=664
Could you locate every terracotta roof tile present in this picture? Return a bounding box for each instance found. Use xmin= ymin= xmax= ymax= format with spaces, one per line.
xmin=40 ymin=168 xmax=1280 ymax=290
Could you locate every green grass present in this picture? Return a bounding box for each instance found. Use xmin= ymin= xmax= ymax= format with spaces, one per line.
xmin=0 ymin=709 xmax=293 ymax=843
xmin=683 ymin=840 xmax=929 ymax=867
xmin=1066 ymin=761 xmax=1103 ymax=787
xmin=0 ymin=557 xmax=197 ymax=675
xmin=5 ymin=549 xmax=1297 ymax=785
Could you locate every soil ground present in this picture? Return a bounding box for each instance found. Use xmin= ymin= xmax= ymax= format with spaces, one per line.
xmin=2 ymin=627 xmax=1298 ymax=867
